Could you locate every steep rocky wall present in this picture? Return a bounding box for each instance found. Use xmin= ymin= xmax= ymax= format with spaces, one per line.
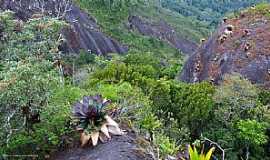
xmin=0 ymin=0 xmax=128 ymax=55
xmin=180 ymin=7 xmax=270 ymax=88
xmin=128 ymin=15 xmax=198 ymax=54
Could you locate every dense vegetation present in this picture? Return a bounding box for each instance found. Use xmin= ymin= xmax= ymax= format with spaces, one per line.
xmin=0 ymin=1 xmax=270 ymax=160
xmin=162 ymin=0 xmax=270 ymax=29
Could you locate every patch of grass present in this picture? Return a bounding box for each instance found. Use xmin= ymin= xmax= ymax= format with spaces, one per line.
xmin=255 ymin=3 xmax=270 ymax=17
xmin=246 ymin=3 xmax=270 ymax=18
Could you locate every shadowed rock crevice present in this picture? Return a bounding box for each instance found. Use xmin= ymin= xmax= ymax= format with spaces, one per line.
xmin=0 ymin=0 xmax=128 ymax=55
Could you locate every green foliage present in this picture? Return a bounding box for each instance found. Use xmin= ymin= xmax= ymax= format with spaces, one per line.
xmin=80 ymin=0 xmax=145 ymax=11
xmin=236 ymin=120 xmax=268 ymax=146
xmin=0 ymin=60 xmax=58 ymax=106
xmin=0 ymin=12 xmax=66 ymax=61
xmin=137 ymin=105 xmax=162 ymax=135
xmin=187 ymin=145 xmax=215 ymax=160
xmin=76 ymin=0 xmax=188 ymax=52
xmin=0 ymin=10 xmax=70 ymax=156
xmin=0 ymin=60 xmax=59 ymax=149
xmin=50 ymin=86 xmax=88 ymax=106
xmin=154 ymin=133 xmax=179 ymax=158
xmin=135 ymin=0 xmax=210 ymax=42
xmin=123 ymin=52 xmax=160 ymax=69
xmin=150 ymin=80 xmax=215 ymax=138
xmin=251 ymin=3 xmax=270 ymax=17
xmin=95 ymin=82 xmax=133 ymax=102
xmin=161 ymin=0 xmax=270 ymax=29
xmin=76 ymin=0 xmax=210 ymax=43
xmin=0 ymin=11 xmax=15 ymax=40
xmin=204 ymin=74 xmax=269 ymax=159
xmin=1 ymin=85 xmax=86 ymax=155
xmin=75 ymin=50 xmax=96 ymax=66
xmin=87 ymin=52 xmax=182 ymax=94
xmin=213 ymin=74 xmax=264 ymax=124
xmin=259 ymin=89 xmax=270 ymax=105
xmin=1 ymin=2 xmax=270 ymax=159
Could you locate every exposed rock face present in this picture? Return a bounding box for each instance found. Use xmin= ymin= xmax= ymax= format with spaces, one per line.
xmin=0 ymin=0 xmax=128 ymax=55
xmin=180 ymin=7 xmax=270 ymax=88
xmin=128 ymin=15 xmax=198 ymax=54
xmin=51 ymin=133 xmax=155 ymax=160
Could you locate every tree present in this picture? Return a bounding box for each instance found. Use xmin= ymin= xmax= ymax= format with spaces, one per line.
xmin=0 ymin=11 xmax=65 ymax=149
xmin=236 ymin=120 xmax=268 ymax=160
xmin=205 ymin=74 xmax=268 ymax=159
xmin=0 ymin=60 xmax=59 ymax=147
xmin=150 ymin=80 xmax=215 ymax=139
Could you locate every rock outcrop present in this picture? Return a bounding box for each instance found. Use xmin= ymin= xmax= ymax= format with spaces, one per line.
xmin=180 ymin=5 xmax=270 ymax=88
xmin=51 ymin=132 xmax=155 ymax=160
xmin=0 ymin=0 xmax=128 ymax=55
xmin=128 ymin=15 xmax=198 ymax=54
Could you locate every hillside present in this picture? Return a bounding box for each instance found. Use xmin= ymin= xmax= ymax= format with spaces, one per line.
xmin=0 ymin=0 xmax=127 ymax=55
xmin=74 ymin=0 xmax=205 ymax=53
xmin=132 ymin=1 xmax=210 ymax=43
xmin=162 ymin=0 xmax=270 ymax=29
xmin=180 ymin=3 xmax=270 ymax=89
xmin=128 ymin=15 xmax=198 ymax=54
xmin=0 ymin=1 xmax=270 ymax=160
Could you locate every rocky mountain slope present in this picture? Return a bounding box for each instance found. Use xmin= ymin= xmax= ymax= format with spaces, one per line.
xmin=0 ymin=0 xmax=202 ymax=56
xmin=180 ymin=4 xmax=270 ymax=88
xmin=0 ymin=0 xmax=128 ymax=55
xmin=128 ymin=15 xmax=198 ymax=54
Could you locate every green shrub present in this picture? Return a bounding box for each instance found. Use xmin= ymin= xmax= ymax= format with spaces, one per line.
xmin=253 ymin=3 xmax=270 ymax=17
xmin=137 ymin=107 xmax=161 ymax=138
xmin=93 ymin=82 xmax=133 ymax=102
xmin=0 ymin=11 xmax=66 ymax=61
xmin=123 ymin=52 xmax=160 ymax=69
xmin=75 ymin=50 xmax=96 ymax=66
xmin=0 ymin=11 xmax=72 ymax=156
xmin=237 ymin=120 xmax=268 ymax=146
xmin=236 ymin=120 xmax=268 ymax=160
xmin=213 ymin=74 xmax=264 ymax=123
xmin=259 ymin=90 xmax=270 ymax=105
xmin=154 ymin=133 xmax=179 ymax=158
xmin=204 ymin=74 xmax=269 ymax=159
xmin=1 ymin=86 xmax=87 ymax=155
xmin=150 ymin=80 xmax=215 ymax=139
xmin=0 ymin=60 xmax=59 ymax=150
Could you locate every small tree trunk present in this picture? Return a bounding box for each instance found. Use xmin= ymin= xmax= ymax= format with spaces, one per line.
xmin=245 ymin=146 xmax=250 ymax=160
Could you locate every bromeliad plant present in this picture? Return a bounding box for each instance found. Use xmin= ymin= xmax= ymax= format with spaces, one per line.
xmin=72 ymin=95 xmax=125 ymax=147
xmin=186 ymin=145 xmax=215 ymax=160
